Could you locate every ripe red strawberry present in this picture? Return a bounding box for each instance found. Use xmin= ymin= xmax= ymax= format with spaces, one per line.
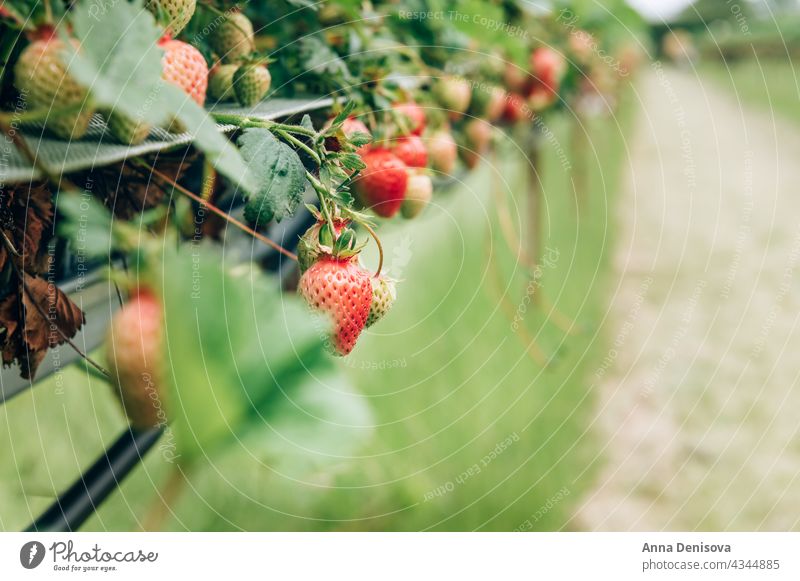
xmin=161 ymin=38 xmax=208 ymax=106
xmin=106 ymin=289 xmax=166 ymax=429
xmin=426 ymin=129 xmax=457 ymax=175
xmin=502 ymin=93 xmax=528 ymax=123
xmin=365 ymin=275 xmax=397 ymax=327
xmin=233 ymin=63 xmax=271 ymax=106
xmin=325 ymin=116 xmax=372 ymax=156
xmin=299 ymin=257 xmax=372 ymax=355
xmin=527 ymin=47 xmax=565 ymax=112
xmin=390 ymin=135 xmax=427 ymax=168
xmin=530 ymin=47 xmax=566 ymax=91
xmin=354 ymin=149 xmax=408 ymax=218
xmin=14 ymin=31 xmax=95 ymax=140
xmin=146 ymin=0 xmax=196 ymax=36
xmin=392 ymin=101 xmax=426 ymax=135
xmin=434 ymin=76 xmax=471 ymax=119
xmin=401 ymin=171 xmax=433 ymax=219
xmin=209 ymin=10 xmax=255 ymax=63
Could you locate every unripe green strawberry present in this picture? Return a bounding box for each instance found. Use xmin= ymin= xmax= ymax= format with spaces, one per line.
xmin=105 ymin=111 xmax=151 ymax=145
xmin=299 ymin=257 xmax=372 ymax=355
xmin=207 ymin=63 xmax=237 ymax=101
xmin=146 ymin=0 xmax=196 ymax=36
xmin=365 ymin=275 xmax=396 ymax=328
xmin=210 ymin=10 xmax=255 ymax=63
xmin=14 ymin=33 xmax=95 ymax=140
xmin=401 ymin=170 xmax=433 ymax=219
xmin=106 ymin=289 xmax=166 ymax=429
xmin=434 ymin=76 xmax=471 ymax=119
xmin=233 ymin=64 xmax=271 ymax=107
xmin=426 ymin=129 xmax=457 ymax=176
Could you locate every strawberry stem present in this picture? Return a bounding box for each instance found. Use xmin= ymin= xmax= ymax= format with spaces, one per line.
xmin=305 ymin=171 xmax=335 ymax=229
xmin=359 ymin=221 xmax=384 ymax=277
xmin=211 ymin=113 xmax=316 ymax=138
xmin=275 ymin=128 xmax=320 ymax=165
xmin=138 ymin=161 xmax=299 ymax=262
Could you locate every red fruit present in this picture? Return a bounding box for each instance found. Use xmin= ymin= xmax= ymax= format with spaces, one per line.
xmin=354 ymin=149 xmax=409 ymax=218
xmin=392 ymin=102 xmax=426 ymax=135
xmin=106 ymin=290 xmax=165 ymax=429
xmin=299 ymin=257 xmax=372 ymax=355
xmin=160 ymin=38 xmax=208 ymax=106
xmin=426 ymin=129 xmax=457 ymax=175
xmin=390 ymin=135 xmax=427 ymax=168
xmin=342 ymin=117 xmax=370 ymax=137
xmin=530 ymin=47 xmax=566 ymax=90
xmin=502 ymin=93 xmax=528 ymax=123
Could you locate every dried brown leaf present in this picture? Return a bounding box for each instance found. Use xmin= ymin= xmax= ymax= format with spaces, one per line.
xmin=21 ymin=275 xmax=85 ymax=351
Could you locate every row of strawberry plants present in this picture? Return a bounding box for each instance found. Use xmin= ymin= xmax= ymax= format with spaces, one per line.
xmin=0 ymin=0 xmax=642 ymax=473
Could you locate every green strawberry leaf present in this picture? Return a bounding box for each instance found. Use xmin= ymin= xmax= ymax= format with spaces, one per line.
xmin=67 ymin=0 xmax=168 ymax=126
xmin=348 ymin=131 xmax=372 ymax=148
xmin=238 ymin=128 xmax=308 ymax=227
xmin=241 ymin=362 xmax=373 ymax=479
xmin=339 ymin=152 xmax=366 ymax=172
xmin=329 ymin=100 xmax=356 ymax=129
xmin=160 ymin=83 xmax=257 ymax=194
xmin=299 ymin=36 xmax=353 ymax=81
xmin=159 ymin=243 xmax=370 ymax=463
xmin=54 ymin=191 xmax=113 ymax=258
xmin=300 ymin=114 xmax=315 ymax=133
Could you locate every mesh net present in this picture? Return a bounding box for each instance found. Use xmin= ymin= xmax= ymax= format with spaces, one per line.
xmin=1 ymin=97 xmax=333 ymax=184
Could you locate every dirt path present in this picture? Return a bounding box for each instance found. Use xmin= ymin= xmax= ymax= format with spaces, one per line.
xmin=574 ymin=65 xmax=800 ymax=531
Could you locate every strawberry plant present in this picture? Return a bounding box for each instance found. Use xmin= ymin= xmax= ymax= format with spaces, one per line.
xmin=0 ymin=0 xmax=643 ymax=531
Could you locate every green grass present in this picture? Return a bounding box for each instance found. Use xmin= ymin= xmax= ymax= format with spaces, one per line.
xmin=700 ymin=59 xmax=800 ymax=124
xmin=0 ymin=99 xmax=634 ymax=531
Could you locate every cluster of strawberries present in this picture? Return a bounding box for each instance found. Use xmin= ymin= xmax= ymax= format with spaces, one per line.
xmin=101 ymin=49 xmax=571 ymax=427
xmin=13 ymin=0 xmax=269 ymax=145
